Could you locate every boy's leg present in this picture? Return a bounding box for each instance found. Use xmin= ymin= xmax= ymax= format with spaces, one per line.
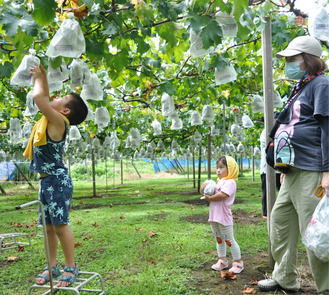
xmin=35 ymin=224 xmax=59 ymax=285
xmin=36 ymin=178 xmax=60 ymax=285
xmin=40 ymin=174 xmax=75 ymax=287
xmin=54 ymin=224 xmax=76 ymax=287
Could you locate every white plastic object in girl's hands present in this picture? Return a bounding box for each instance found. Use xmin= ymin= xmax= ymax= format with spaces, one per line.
xmin=203 ymin=179 xmax=217 ymax=195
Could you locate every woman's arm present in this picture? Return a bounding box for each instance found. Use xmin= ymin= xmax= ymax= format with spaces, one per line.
xmin=317 ymin=115 xmax=329 ymax=196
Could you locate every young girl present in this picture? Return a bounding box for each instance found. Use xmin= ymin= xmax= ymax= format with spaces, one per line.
xmin=201 ymin=155 xmax=243 ymax=274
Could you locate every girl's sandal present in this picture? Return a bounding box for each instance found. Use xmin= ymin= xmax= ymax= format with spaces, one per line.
xmin=57 ymin=264 xmax=79 ymax=287
xmin=36 ymin=265 xmax=61 ymax=285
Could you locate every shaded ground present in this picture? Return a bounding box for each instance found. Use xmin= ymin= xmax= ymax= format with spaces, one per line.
xmin=1 ymin=188 xmax=318 ymax=295
xmin=181 ymin=200 xmax=317 ymax=295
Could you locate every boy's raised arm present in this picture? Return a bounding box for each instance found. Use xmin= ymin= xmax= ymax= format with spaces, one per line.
xmin=31 ymin=65 xmax=65 ymax=128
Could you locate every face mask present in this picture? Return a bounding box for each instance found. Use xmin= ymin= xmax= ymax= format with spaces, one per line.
xmin=285 ymin=61 xmax=306 ymax=80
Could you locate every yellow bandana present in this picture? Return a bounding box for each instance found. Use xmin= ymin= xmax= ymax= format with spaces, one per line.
xmin=23 ymin=115 xmax=70 ymax=160
xmin=221 ymin=155 xmax=239 ymax=182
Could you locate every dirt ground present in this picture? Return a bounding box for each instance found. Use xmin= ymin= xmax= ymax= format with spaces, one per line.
xmin=181 ymin=196 xmax=318 ymax=295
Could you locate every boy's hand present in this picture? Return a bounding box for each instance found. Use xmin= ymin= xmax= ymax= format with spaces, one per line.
xmin=30 ymin=65 xmax=43 ymax=81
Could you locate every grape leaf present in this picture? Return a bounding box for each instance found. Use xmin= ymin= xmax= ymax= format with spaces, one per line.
xmin=0 ymin=61 xmax=14 ymax=79
xmin=200 ymin=20 xmax=222 ymax=49
xmin=32 ymin=0 xmax=57 ymax=26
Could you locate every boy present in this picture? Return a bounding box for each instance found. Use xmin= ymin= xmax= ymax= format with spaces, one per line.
xmin=24 ymin=64 xmax=88 ymax=287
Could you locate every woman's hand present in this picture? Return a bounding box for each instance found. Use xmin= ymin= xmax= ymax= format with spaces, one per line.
xmin=321 ymin=172 xmax=329 ymax=197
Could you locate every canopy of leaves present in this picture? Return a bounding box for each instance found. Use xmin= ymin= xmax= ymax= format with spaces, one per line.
xmin=0 ymin=0 xmax=324 ymax=158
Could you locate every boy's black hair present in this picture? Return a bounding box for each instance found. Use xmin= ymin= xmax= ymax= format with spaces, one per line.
xmin=65 ymin=92 xmax=88 ymax=125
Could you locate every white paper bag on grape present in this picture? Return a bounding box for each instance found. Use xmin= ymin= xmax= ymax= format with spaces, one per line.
xmin=81 ymin=72 xmax=103 ymax=101
xmin=47 ymin=59 xmax=69 ymax=92
xmin=23 ymin=90 xmax=40 ymax=117
xmin=10 ymin=49 xmax=40 ymax=87
xmin=215 ymin=63 xmax=237 ymax=85
xmin=70 ymin=59 xmax=90 ymax=89
xmin=46 ymin=12 xmax=85 ymax=58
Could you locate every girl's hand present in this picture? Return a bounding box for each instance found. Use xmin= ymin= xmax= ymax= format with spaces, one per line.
xmin=203 ymin=194 xmax=211 ymax=202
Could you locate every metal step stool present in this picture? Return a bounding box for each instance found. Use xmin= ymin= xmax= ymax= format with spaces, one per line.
xmin=16 ymin=200 xmax=106 ymax=295
xmin=0 ymin=232 xmax=31 ymax=251
xmin=28 ymin=271 xmax=106 ymax=294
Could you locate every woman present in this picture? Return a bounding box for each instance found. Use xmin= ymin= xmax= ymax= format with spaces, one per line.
xmin=258 ymin=35 xmax=329 ymax=295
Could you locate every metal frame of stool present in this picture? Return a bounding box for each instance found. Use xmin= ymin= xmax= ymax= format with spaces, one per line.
xmin=16 ymin=200 xmax=106 ymax=295
xmin=0 ymin=232 xmax=31 ymax=252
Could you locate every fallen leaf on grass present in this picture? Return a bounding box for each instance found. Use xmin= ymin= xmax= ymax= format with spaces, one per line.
xmin=249 ymin=279 xmax=259 ymax=285
xmin=17 ymin=245 xmax=24 ymax=252
xmin=204 ymin=250 xmax=217 ymax=256
xmin=74 ymin=242 xmax=83 ymax=248
xmin=7 ymin=256 xmax=21 ymax=262
xmin=148 ymin=231 xmax=157 ymax=237
xmin=92 ymin=222 xmax=98 ymax=227
xmin=220 ymin=270 xmax=236 ymax=280
xmin=242 ymin=287 xmax=256 ymax=294
xmin=119 ymin=216 xmax=125 ymax=219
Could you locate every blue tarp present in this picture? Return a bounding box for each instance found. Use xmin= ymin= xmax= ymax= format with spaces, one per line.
xmin=0 ymin=161 xmax=17 ymax=180
xmin=151 ymin=158 xmax=260 ymax=173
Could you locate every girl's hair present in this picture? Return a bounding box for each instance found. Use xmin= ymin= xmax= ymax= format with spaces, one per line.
xmin=302 ymin=53 xmax=327 ymax=75
xmin=216 ymin=156 xmax=227 ymax=168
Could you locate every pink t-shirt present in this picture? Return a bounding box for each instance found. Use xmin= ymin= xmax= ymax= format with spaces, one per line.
xmin=208 ymin=178 xmax=237 ymax=226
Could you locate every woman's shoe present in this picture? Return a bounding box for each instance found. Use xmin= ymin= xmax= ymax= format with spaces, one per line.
xmin=258 ymin=278 xmax=280 ymax=292
xmin=36 ymin=265 xmax=61 ymax=285
xmin=211 ymin=259 xmax=228 ymax=271
xmin=57 ymin=263 xmax=79 ymax=287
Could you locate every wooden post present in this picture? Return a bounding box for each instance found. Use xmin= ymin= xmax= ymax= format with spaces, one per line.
xmin=197 ymin=143 xmax=202 ymax=192
xmin=207 ymin=132 xmax=211 ymax=180
xmin=131 ymin=159 xmax=142 ymax=178
xmin=159 ymin=159 xmax=170 ymax=172
xmin=121 ymin=159 xmax=123 ymax=184
xmin=91 ymin=148 xmax=96 ymax=197
xmin=13 ymin=161 xmax=35 ymax=190
xmin=252 ymin=146 xmax=255 ymax=182
xmin=192 ymin=149 xmax=196 ymax=188
xmin=0 ymin=184 xmax=6 ymax=195
xmin=223 ymin=100 xmax=226 ymax=154
xmin=154 ymin=159 xmax=161 ymax=173
xmin=186 ymin=154 xmax=189 ymax=182
xmin=262 ymin=16 xmax=276 ymax=268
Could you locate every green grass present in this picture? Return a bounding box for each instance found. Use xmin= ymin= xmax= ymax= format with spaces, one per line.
xmin=0 ymin=169 xmax=269 ymax=295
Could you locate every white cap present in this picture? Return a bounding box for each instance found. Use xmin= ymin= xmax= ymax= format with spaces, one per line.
xmin=276 ymin=36 xmax=323 ymax=58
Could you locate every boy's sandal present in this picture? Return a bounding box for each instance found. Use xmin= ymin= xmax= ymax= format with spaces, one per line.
xmin=36 ymin=265 xmax=61 ymax=285
xmin=58 ymin=264 xmax=79 ymax=287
